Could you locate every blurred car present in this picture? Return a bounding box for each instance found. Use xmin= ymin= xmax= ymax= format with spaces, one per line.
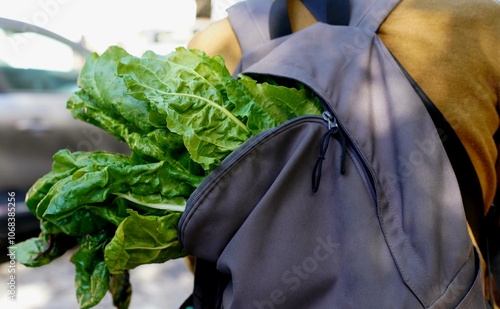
xmin=0 ymin=17 xmax=130 ymax=261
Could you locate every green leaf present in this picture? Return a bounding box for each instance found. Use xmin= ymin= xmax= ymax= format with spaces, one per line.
xmin=25 ymin=149 xmax=81 ymax=214
xmin=48 ymin=208 xmax=112 ymax=237
xmin=109 ymin=271 xmax=132 ymax=309
xmin=77 ymin=46 xmax=154 ymax=133
xmin=104 ymin=210 xmax=185 ymax=274
xmin=238 ymin=74 xmax=323 ymax=119
xmin=71 ymin=232 xmax=110 ymax=309
xmin=39 ymin=151 xmax=202 ymax=223
xmin=42 ymin=166 xmax=110 ymax=220
xmin=16 ymin=232 xmax=76 ymax=267
xmin=118 ymin=48 xmax=253 ymax=170
xmin=87 ymin=198 xmax=130 ymax=227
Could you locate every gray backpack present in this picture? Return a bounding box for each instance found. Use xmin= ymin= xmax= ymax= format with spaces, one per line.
xmin=178 ymin=0 xmax=489 ymax=308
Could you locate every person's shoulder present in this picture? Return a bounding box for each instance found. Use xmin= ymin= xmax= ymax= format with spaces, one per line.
xmin=188 ymin=18 xmax=242 ymax=73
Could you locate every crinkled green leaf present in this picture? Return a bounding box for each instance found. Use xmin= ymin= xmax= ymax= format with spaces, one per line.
xmin=42 ymin=167 xmax=110 ymax=220
xmin=48 ymin=208 xmax=111 ymax=237
xmin=71 ymin=232 xmax=111 ymax=309
xmin=109 ymin=271 xmax=132 ymax=309
xmin=25 ymin=168 xmax=75 ymax=215
xmin=238 ymin=74 xmax=323 ymax=118
xmin=118 ymin=49 xmax=252 ymax=170
xmin=77 ymin=47 xmax=154 ymax=133
xmin=36 ymin=150 xmax=202 ymax=224
xmin=16 ymin=231 xmax=76 ymax=267
xmin=104 ymin=210 xmax=185 ymax=274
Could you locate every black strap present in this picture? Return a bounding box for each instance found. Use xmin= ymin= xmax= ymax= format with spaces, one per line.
xmin=485 ymin=204 xmax=500 ymax=307
xmin=179 ymin=295 xmax=194 ymax=309
xmin=180 ymin=258 xmax=230 ymax=309
xmin=269 ymin=0 xmax=350 ymax=39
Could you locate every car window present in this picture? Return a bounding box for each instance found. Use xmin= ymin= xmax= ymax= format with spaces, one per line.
xmin=0 ymin=28 xmax=85 ymax=93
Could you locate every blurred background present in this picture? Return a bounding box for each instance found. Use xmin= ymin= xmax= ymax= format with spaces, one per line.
xmin=0 ymin=0 xmax=235 ymax=56
xmin=0 ymin=0 xmax=242 ymax=308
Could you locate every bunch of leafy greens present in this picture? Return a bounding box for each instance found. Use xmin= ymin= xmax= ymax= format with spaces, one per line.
xmin=16 ymin=46 xmax=322 ymax=308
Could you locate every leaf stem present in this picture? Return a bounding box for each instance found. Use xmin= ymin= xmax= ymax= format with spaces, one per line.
xmin=114 ymin=193 xmax=186 ymax=212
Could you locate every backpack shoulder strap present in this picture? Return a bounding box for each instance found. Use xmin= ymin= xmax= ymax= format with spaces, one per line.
xmin=227 ymin=0 xmax=273 ymax=55
xmin=228 ymin=0 xmax=402 ymax=56
xmin=270 ymin=0 xmax=402 ymax=35
xmin=394 ymin=57 xmax=485 ymax=246
xmin=353 ymin=0 xmax=401 ymax=30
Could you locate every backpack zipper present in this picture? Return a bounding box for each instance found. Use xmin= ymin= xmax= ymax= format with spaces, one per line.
xmin=345 ymin=138 xmax=377 ymax=204
xmin=316 ymin=104 xmax=377 ymax=203
xmin=312 ymin=111 xmax=346 ymax=192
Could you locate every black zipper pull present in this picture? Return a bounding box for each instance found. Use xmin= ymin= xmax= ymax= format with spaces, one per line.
xmin=312 ymin=111 xmax=347 ymax=193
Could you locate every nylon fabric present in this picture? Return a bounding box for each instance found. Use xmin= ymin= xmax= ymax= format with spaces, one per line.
xmin=179 ymin=0 xmax=488 ymax=307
